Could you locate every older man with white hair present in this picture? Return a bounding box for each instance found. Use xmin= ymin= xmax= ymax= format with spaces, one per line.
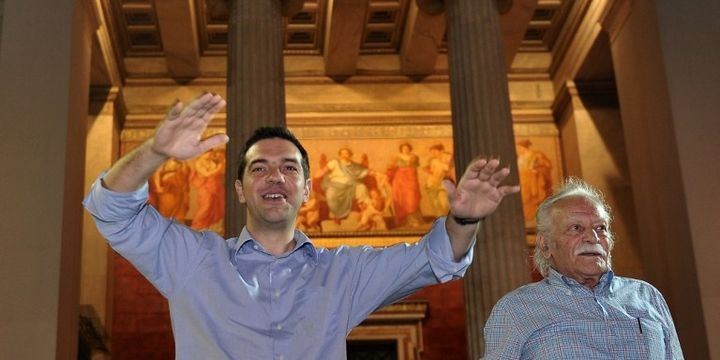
xmin=483 ymin=177 xmax=683 ymax=359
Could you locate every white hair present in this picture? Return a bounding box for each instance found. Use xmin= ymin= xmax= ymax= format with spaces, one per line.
xmin=532 ymin=177 xmax=613 ymax=277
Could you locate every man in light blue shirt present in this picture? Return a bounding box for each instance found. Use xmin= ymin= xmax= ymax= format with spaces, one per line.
xmin=483 ymin=178 xmax=683 ymax=359
xmin=84 ymin=93 xmax=520 ymax=359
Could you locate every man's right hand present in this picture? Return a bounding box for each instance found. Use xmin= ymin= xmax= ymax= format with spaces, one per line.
xmin=151 ymin=93 xmax=228 ymax=160
xmin=103 ymin=93 xmax=228 ymax=192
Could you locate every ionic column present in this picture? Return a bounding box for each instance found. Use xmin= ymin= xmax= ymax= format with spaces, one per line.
xmin=444 ymin=0 xmax=529 ymax=357
xmin=225 ymin=0 xmax=298 ymax=236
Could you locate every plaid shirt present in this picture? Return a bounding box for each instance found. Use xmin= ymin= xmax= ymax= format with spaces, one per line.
xmin=483 ymin=269 xmax=683 ymax=359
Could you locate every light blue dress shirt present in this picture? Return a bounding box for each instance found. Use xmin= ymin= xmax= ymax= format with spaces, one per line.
xmin=83 ymin=177 xmax=473 ymax=360
xmin=483 ymin=268 xmax=683 ymax=359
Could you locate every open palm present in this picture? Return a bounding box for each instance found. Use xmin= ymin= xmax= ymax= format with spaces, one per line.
xmin=443 ymin=158 xmax=520 ymax=219
xmin=151 ymin=93 xmax=228 ymax=160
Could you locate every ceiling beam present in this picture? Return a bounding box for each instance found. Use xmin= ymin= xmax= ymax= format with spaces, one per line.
xmin=499 ymin=0 xmax=538 ymax=68
xmin=323 ymin=0 xmax=369 ymax=77
xmin=155 ymin=0 xmax=201 ymax=79
xmin=400 ymin=0 xmax=446 ymax=76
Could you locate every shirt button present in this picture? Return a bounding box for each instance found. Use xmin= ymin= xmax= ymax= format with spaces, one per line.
xmin=276 ymin=324 xmax=283 ymax=330
xmin=275 ymin=290 xmax=281 ymax=298
xmin=276 ymin=355 xmax=284 ymax=360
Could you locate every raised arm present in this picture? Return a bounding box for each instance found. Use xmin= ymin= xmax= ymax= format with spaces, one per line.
xmin=443 ymin=158 xmax=520 ymax=260
xmin=104 ymin=93 xmax=228 ymax=192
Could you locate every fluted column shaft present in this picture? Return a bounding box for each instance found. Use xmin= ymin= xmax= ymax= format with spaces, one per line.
xmin=445 ymin=0 xmax=529 ymax=357
xmin=225 ymin=0 xmax=288 ymax=237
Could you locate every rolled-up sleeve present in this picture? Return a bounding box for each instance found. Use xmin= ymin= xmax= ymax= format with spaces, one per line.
xmin=83 ymin=174 xmax=206 ymax=297
xmin=83 ymin=175 xmax=149 ymax=223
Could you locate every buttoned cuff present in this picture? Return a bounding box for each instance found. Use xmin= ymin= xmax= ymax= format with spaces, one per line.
xmin=425 ymin=216 xmax=475 ymax=282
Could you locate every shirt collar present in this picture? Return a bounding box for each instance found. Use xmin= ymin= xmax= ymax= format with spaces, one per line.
xmin=547 ymin=268 xmax=615 ymax=293
xmin=232 ymin=227 xmax=319 ymax=264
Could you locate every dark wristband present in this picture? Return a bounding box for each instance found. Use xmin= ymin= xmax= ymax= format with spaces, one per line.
xmin=451 ymin=215 xmax=482 ymax=225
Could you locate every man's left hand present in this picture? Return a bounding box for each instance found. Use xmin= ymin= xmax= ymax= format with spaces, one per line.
xmin=443 ymin=158 xmax=520 ymax=221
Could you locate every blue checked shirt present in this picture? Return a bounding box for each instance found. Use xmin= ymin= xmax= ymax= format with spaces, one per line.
xmin=483 ymin=268 xmax=683 ymax=359
xmin=83 ymin=176 xmax=473 ymax=360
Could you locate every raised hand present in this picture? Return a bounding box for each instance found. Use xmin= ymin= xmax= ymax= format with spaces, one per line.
xmin=151 ymin=93 xmax=228 ymax=160
xmin=443 ymin=158 xmax=520 ymax=220
xmin=103 ymin=93 xmax=228 ymax=192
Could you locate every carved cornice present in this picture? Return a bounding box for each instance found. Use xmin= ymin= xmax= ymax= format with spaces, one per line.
xmin=292 ymin=123 xmax=452 ymax=139
xmin=513 ymin=122 xmax=558 ymax=136
xmin=121 ymin=126 xmax=226 ymax=142
xmin=551 ymin=80 xmax=577 ymax=121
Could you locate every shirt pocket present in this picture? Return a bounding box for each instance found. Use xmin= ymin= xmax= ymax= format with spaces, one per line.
xmin=638 ymin=318 xmax=667 ymax=358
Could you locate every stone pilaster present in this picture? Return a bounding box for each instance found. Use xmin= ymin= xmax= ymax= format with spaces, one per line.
xmin=83 ymin=87 xmax=121 ymax=334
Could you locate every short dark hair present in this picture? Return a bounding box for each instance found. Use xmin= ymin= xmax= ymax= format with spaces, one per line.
xmin=237 ymin=127 xmax=310 ymax=181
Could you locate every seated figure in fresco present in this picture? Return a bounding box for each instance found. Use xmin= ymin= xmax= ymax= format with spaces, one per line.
xmin=317 ymin=147 xmax=371 ymax=220
xmin=483 ymin=177 xmax=683 ymax=359
xmin=84 ymin=93 xmax=520 ymax=359
xmin=317 ymin=147 xmax=382 ymax=225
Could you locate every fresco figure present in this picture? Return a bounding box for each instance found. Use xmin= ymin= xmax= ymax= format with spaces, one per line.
xmin=296 ymin=194 xmax=322 ymax=232
xmin=190 ymin=148 xmax=225 ymax=230
xmin=516 ymin=139 xmax=553 ymax=222
xmin=387 ymin=143 xmax=423 ymax=228
xmin=150 ymin=158 xmax=191 ymax=222
xmin=424 ymin=143 xmax=454 ymax=217
xmin=356 ymin=189 xmax=388 ymax=231
xmin=318 ymin=147 xmax=370 ymax=220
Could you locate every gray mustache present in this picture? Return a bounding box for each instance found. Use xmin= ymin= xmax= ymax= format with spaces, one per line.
xmin=574 ymin=244 xmax=607 ymax=257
